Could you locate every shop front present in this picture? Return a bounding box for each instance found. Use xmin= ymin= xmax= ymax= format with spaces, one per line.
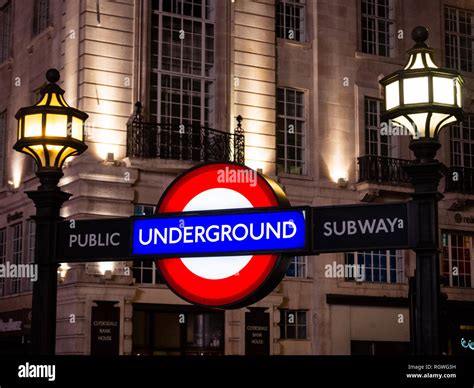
xmin=443 ymin=300 xmax=474 ymax=356
xmin=132 ymin=304 xmax=224 ymax=356
xmin=0 ymin=309 xmax=31 ymax=355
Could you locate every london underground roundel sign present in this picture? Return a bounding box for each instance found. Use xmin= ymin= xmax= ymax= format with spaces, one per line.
xmin=156 ymin=162 xmax=291 ymax=309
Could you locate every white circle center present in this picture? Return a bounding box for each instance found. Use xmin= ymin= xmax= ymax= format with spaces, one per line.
xmin=181 ymin=188 xmax=253 ymax=280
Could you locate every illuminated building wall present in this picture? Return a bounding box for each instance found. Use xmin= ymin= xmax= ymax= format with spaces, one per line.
xmin=0 ymin=0 xmax=473 ymax=357
xmin=73 ymin=0 xmax=134 ymax=161
xmin=233 ymin=0 xmax=277 ymax=175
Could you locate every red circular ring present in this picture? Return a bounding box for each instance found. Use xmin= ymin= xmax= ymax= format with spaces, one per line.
xmin=156 ymin=163 xmax=283 ymax=308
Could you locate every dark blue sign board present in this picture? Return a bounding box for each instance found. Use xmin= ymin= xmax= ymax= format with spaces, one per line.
xmin=54 ymin=202 xmax=416 ymax=263
xmin=132 ymin=207 xmax=308 ymax=257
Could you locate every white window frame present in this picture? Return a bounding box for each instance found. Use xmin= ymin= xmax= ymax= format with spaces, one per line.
xmin=150 ymin=0 xmax=215 ymax=127
xmin=345 ymin=250 xmax=405 ymax=283
xmin=364 ymin=97 xmax=393 ymax=157
xmin=132 ymin=260 xmax=163 ymax=285
xmin=445 ymin=6 xmax=474 ymax=72
xmin=450 ymin=114 xmax=474 ymax=168
xmin=442 ymin=232 xmax=473 ymax=288
xmin=10 ymin=222 xmax=22 ymax=294
xmin=21 ymin=219 xmax=35 ymax=292
xmin=279 ymin=309 xmax=307 ymax=340
xmin=286 ymin=256 xmax=307 ymax=278
xmin=276 ymin=0 xmax=306 ymax=42
xmin=133 ymin=204 xmax=160 ymax=285
xmin=276 ymin=87 xmax=306 ymax=175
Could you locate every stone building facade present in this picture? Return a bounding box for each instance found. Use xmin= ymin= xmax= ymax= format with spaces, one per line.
xmin=0 ymin=0 xmax=473 ymax=355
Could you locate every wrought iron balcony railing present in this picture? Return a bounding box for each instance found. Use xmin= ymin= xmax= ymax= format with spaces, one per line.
xmin=445 ymin=166 xmax=474 ymax=194
xmin=358 ymin=155 xmax=412 ymax=185
xmin=126 ymin=105 xmax=245 ymax=164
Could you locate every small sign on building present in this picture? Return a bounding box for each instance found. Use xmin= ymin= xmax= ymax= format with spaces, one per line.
xmin=245 ymin=308 xmax=270 ymax=355
xmin=90 ymin=301 xmax=120 ymax=355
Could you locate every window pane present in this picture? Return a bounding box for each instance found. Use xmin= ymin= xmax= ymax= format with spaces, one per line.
xmin=276 ymin=88 xmax=305 ymax=175
xmin=361 ymin=0 xmax=394 ymax=57
xmin=345 ymin=250 xmax=405 ymax=284
xmin=33 ymin=0 xmax=49 ymax=36
xmin=442 ymin=232 xmax=472 ymax=288
xmin=0 ymin=2 xmax=11 ymax=62
xmin=287 ymin=325 xmax=296 ymax=339
xmin=445 ymin=7 xmax=474 ymax=72
xmin=276 ymin=0 xmax=306 ymax=42
xmin=279 ymin=309 xmax=307 ymax=340
xmin=149 ymin=0 xmax=215 ymax=136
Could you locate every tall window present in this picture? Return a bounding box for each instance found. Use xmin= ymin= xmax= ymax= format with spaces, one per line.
xmin=442 ymin=232 xmax=472 ymax=288
xmin=0 ymin=111 xmax=6 ymax=187
xmin=0 ymin=228 xmax=6 ymax=296
xmin=150 ymin=0 xmax=215 ymax=127
xmin=279 ymin=309 xmax=307 ymax=340
xmin=286 ymin=256 xmax=307 ymax=278
xmin=450 ymin=115 xmax=474 ymax=168
xmin=134 ymin=204 xmax=156 ymax=216
xmin=365 ymin=97 xmax=391 ymax=157
xmin=361 ymin=0 xmax=394 ymax=57
xmin=132 ymin=261 xmax=163 ymax=284
xmin=276 ymin=87 xmax=305 ymax=175
xmin=133 ymin=205 xmax=163 ymax=284
xmin=22 ymin=220 xmax=35 ymax=292
xmin=445 ymin=6 xmax=474 ymax=72
xmin=0 ymin=1 xmax=11 ymax=62
xmin=345 ymin=250 xmax=405 ymax=283
xmin=276 ymin=0 xmax=305 ymax=42
xmin=33 ymin=0 xmax=49 ymax=36
xmin=10 ymin=223 xmax=22 ymax=294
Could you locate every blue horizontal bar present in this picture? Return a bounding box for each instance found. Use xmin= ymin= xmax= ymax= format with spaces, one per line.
xmin=132 ymin=209 xmax=307 ymax=257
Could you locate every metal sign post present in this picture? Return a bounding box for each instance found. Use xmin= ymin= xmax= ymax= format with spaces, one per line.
xmin=55 ymin=202 xmax=418 ymax=262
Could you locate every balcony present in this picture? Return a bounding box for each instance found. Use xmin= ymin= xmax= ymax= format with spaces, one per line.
xmin=356 ymin=155 xmax=412 ymax=201
xmin=126 ymin=109 xmax=245 ymax=165
xmin=358 ymin=155 xmax=412 ymax=184
xmin=445 ymin=166 xmax=474 ymax=195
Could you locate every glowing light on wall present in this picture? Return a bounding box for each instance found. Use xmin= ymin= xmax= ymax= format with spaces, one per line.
xmin=57 ymin=263 xmax=70 ymax=281
xmin=10 ymin=154 xmax=24 ymax=188
xmin=245 ymin=145 xmax=275 ymax=176
xmin=328 ymin=148 xmax=349 ymax=183
xmin=246 ymin=160 xmax=265 ymax=174
xmin=98 ymin=261 xmax=115 ymax=275
xmin=72 ymin=50 xmax=130 ymax=162
xmin=91 ymin=142 xmax=123 ymax=162
xmin=321 ymin=127 xmax=350 ymax=184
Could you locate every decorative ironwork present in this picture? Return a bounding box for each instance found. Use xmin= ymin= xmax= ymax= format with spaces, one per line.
xmin=127 ymin=104 xmax=245 ymax=164
xmin=358 ymin=155 xmax=412 ymax=184
xmin=445 ymin=166 xmax=474 ymax=194
xmin=234 ymin=115 xmax=245 ymax=165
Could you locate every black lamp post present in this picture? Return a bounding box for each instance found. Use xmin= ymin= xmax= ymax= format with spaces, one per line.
xmin=380 ymin=27 xmax=464 ymax=355
xmin=13 ymin=69 xmax=88 ymax=355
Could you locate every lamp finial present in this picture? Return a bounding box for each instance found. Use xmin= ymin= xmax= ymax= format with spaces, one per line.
xmin=46 ymin=68 xmax=60 ymax=84
xmin=412 ymin=26 xmax=429 ymax=47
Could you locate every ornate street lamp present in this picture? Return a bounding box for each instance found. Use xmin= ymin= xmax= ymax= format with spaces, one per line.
xmin=14 ymin=68 xmax=88 ymax=187
xmin=13 ymin=69 xmax=88 ymax=355
xmin=380 ymin=27 xmax=464 ymax=355
xmin=380 ymin=26 xmax=463 ymax=157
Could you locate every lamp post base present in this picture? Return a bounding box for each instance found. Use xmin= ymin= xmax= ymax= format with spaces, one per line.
xmin=27 ymin=173 xmax=71 ymax=356
xmin=404 ymin=139 xmax=443 ymax=355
